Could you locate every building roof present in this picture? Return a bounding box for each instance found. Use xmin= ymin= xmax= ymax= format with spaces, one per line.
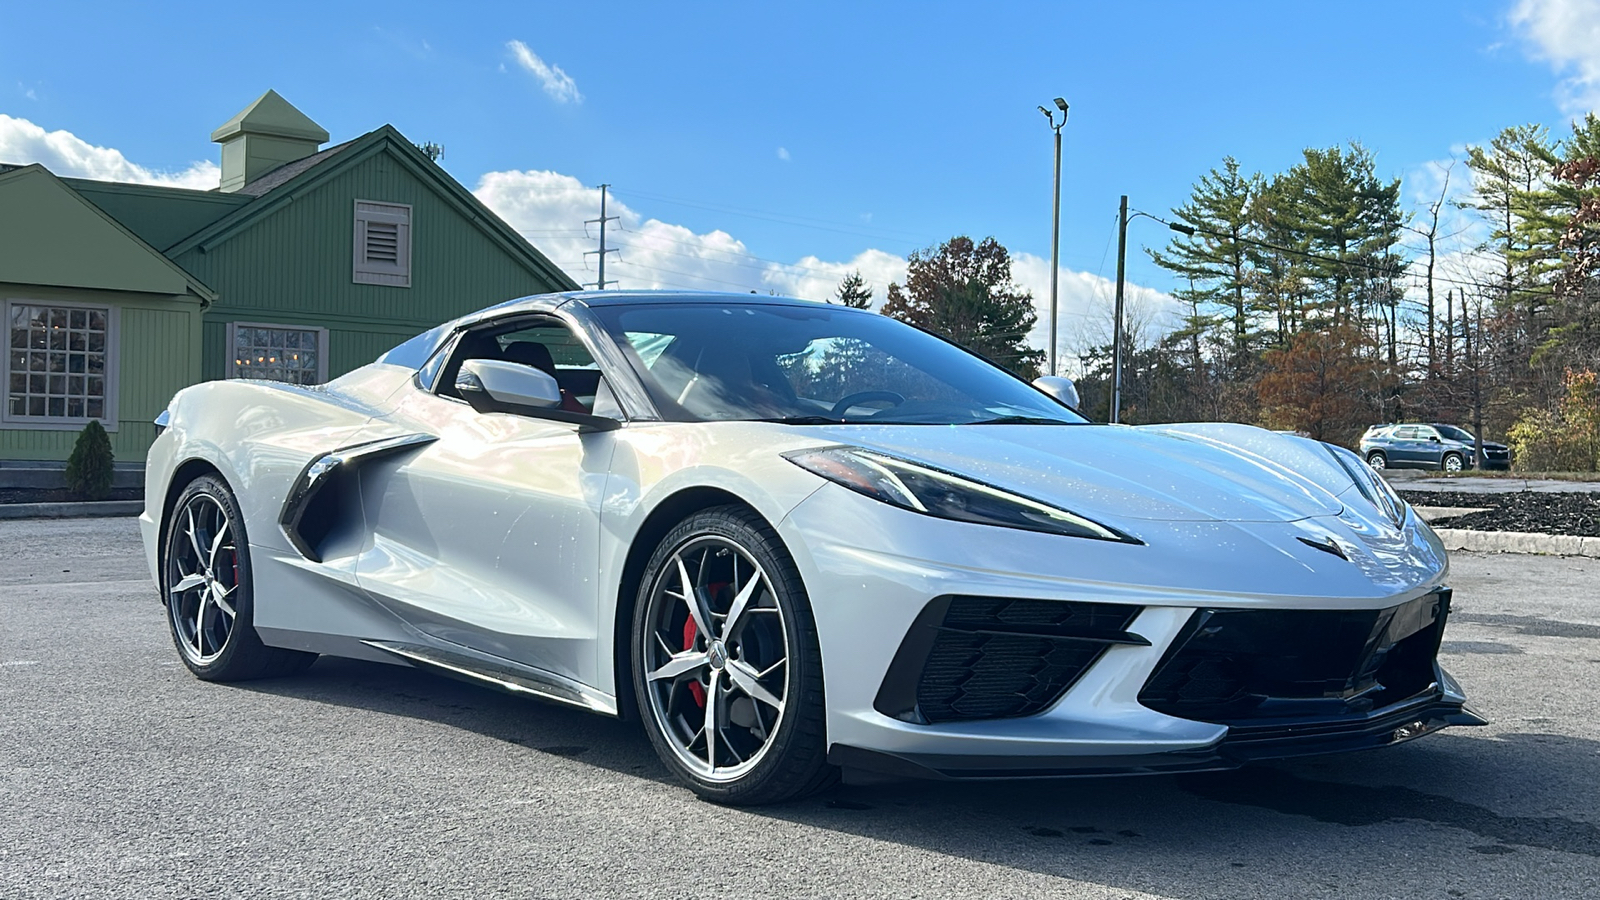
xmin=210 ymin=89 xmax=330 ymax=143
xmin=166 ymin=124 xmax=577 ymax=291
xmin=0 ymin=165 xmax=217 ymax=302
xmin=64 ymin=179 xmax=251 ymax=252
xmin=233 ymin=138 xmax=354 ymax=197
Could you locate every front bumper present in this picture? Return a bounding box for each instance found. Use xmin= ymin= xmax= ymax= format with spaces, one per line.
xmin=780 ymin=483 xmax=1474 ymax=778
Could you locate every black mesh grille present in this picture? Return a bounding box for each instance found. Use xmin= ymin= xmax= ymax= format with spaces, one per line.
xmin=1139 ymin=592 xmax=1449 ymax=725
xmin=877 ymin=596 xmax=1144 ymax=724
xmin=916 ymin=632 xmax=1108 ymax=721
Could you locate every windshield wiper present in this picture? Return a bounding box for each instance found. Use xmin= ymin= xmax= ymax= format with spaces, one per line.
xmin=969 ymin=415 xmax=1072 ymax=425
xmin=754 ymin=415 xmax=843 ymax=425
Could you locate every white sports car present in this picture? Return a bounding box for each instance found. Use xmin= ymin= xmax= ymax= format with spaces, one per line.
xmin=141 ymin=291 xmax=1483 ymax=804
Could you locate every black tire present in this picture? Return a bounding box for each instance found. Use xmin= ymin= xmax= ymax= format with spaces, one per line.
xmin=162 ymin=474 xmax=317 ymax=681
xmin=1442 ymin=452 xmax=1465 ymax=473
xmin=631 ymin=505 xmax=836 ymax=805
xmin=1366 ymin=451 xmax=1387 ymax=470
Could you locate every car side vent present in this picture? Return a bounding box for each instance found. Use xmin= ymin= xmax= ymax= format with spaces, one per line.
xmin=874 ymin=596 xmax=1148 ymax=724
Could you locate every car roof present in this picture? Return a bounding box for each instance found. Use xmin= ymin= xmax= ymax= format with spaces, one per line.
xmin=452 ymin=289 xmax=847 ymax=329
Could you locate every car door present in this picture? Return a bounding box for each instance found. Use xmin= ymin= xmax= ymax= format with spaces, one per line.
xmin=353 ymin=315 xmax=620 ymax=685
xmin=1415 ymin=426 xmax=1444 ymax=468
xmin=1384 ymin=426 xmax=1416 ymax=466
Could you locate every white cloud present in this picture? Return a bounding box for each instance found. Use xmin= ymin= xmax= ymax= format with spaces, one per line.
xmin=0 ymin=113 xmax=218 ymax=189
xmin=1511 ymin=0 xmax=1600 ymax=114
xmin=776 ymin=147 xmax=790 ymax=162
xmin=506 ymin=40 xmax=582 ymax=104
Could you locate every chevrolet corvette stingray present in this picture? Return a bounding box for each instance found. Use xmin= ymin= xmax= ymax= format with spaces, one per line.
xmin=141 ymin=291 xmax=1483 ymax=804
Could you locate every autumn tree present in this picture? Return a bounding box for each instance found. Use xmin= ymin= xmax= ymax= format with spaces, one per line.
xmin=1257 ymin=324 xmax=1390 ymax=444
xmin=881 ymin=236 xmax=1045 ymax=379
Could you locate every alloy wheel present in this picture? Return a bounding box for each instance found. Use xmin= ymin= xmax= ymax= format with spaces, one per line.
xmin=166 ymin=492 xmax=241 ymax=666
xmin=1443 ymin=454 xmax=1463 ymax=473
xmin=1367 ymin=453 xmax=1386 ymax=470
xmin=641 ymin=535 xmax=789 ymax=783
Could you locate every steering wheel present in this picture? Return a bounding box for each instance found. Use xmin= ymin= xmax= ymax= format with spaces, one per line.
xmin=830 ymin=391 xmax=905 ymax=419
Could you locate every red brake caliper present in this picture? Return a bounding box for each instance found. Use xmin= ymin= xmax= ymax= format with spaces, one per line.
xmin=683 ymin=616 xmax=706 ymax=708
xmin=682 ymin=582 xmax=728 ymax=710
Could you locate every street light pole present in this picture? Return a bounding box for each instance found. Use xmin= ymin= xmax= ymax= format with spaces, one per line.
xmin=1039 ymin=98 xmax=1068 ymax=377
xmin=1112 ymin=194 xmax=1128 ymax=424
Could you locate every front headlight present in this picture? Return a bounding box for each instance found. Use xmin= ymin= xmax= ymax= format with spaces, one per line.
xmin=783 ymin=446 xmax=1138 ymax=543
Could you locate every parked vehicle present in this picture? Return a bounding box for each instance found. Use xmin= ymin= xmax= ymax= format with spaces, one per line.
xmin=141 ymin=291 xmax=1481 ymax=805
xmin=1360 ymin=423 xmax=1512 ymax=472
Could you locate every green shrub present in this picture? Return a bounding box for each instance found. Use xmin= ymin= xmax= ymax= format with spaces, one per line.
xmin=64 ymin=420 xmax=115 ymax=500
xmin=1509 ymin=369 xmax=1600 ymax=472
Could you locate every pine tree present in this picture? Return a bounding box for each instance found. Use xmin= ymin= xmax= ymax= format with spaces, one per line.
xmin=881 ymin=236 xmax=1044 ymax=379
xmin=832 ymin=271 xmax=874 ymax=309
xmin=1148 ymin=157 xmax=1264 ymax=365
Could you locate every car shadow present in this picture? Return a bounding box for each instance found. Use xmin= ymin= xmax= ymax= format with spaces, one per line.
xmin=235 ymin=658 xmax=1600 ymax=892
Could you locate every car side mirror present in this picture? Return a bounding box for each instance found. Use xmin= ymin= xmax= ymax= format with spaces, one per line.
xmin=1428 ymin=435 xmax=1440 ymax=443
xmin=455 ymin=359 xmax=620 ymax=432
xmin=1032 ymin=375 xmax=1080 ymax=410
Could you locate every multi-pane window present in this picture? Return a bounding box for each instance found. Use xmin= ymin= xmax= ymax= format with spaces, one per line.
xmin=5 ymin=302 xmax=113 ymax=424
xmin=229 ymin=323 xmax=326 ymax=385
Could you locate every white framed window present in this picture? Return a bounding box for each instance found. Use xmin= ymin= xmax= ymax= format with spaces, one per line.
xmin=228 ymin=322 xmax=328 ymax=385
xmin=3 ymin=299 xmax=118 ymax=430
xmin=353 ymin=199 xmax=412 ymax=287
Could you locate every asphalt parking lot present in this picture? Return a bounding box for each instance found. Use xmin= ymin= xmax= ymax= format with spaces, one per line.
xmin=3 ymin=518 xmax=1598 ymax=899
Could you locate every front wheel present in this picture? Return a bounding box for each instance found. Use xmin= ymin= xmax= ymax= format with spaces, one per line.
xmin=1442 ymin=452 xmax=1465 ymax=473
xmin=632 ymin=506 xmax=835 ymax=805
xmin=1366 ymin=451 xmax=1387 ymax=470
xmin=163 ymin=475 xmax=316 ymax=681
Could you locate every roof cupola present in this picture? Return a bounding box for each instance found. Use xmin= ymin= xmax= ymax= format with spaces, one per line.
xmin=211 ymin=90 xmax=328 ymax=192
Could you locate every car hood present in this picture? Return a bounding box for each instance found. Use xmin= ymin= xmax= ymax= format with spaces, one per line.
xmin=800 ymin=421 xmax=1352 ymax=524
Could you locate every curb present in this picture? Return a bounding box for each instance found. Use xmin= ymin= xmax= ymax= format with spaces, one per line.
xmin=1433 ymin=528 xmax=1600 ymax=558
xmin=0 ymin=501 xmax=143 ymax=520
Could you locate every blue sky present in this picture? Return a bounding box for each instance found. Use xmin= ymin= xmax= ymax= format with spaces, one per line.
xmin=3 ymin=0 xmax=1597 ymax=359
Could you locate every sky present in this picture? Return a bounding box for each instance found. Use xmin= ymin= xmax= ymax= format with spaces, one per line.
xmin=3 ymin=0 xmax=1598 ymax=366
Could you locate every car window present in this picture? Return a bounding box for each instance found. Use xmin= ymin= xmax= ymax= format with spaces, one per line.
xmin=436 ymin=317 xmax=610 ymax=415
xmin=1436 ymin=425 xmax=1473 ymax=442
xmin=1392 ymin=426 xmax=1416 ymax=439
xmin=595 ymin=302 xmax=1088 ymax=425
xmin=1417 ymin=426 xmax=1440 ymax=441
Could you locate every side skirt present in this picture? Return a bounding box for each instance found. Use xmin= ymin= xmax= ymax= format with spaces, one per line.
xmin=363 ymin=639 xmax=618 ymax=717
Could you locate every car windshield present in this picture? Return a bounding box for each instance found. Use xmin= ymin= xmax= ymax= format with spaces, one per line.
xmin=1436 ymin=425 xmax=1474 ymax=442
xmin=589 ymin=302 xmax=1088 ymax=425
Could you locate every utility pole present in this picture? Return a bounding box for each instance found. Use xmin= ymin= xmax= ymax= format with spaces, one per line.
xmin=1039 ymin=99 xmax=1068 ymax=376
xmin=585 ymin=183 xmax=618 ymax=290
xmin=1111 ymin=194 xmax=1128 ymax=424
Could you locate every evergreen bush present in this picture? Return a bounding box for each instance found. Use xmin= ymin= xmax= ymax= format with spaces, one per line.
xmin=64 ymin=420 xmax=115 ymax=500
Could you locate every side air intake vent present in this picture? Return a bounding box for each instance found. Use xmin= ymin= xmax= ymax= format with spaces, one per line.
xmin=875 ymin=596 xmax=1147 ymax=724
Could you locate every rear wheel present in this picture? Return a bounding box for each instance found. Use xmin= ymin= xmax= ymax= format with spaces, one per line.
xmin=1442 ymin=452 xmax=1465 ymax=473
xmin=632 ymin=506 xmax=835 ymax=805
xmin=163 ymin=475 xmax=316 ymax=681
xmin=1366 ymin=451 xmax=1387 ymax=470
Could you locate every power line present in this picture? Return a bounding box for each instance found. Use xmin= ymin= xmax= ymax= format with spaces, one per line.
xmin=1138 ymin=209 xmax=1560 ymax=298
xmin=607 ymin=186 xmax=931 ymax=245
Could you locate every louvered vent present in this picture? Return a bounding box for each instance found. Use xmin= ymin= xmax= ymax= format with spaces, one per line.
xmin=365 ymin=221 xmax=400 ymax=263
xmin=353 ymin=200 xmax=412 ymax=287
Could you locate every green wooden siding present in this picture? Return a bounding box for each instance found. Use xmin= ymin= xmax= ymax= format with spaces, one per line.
xmin=178 ymin=148 xmax=567 ymax=382
xmin=0 ymin=285 xmax=202 ymax=462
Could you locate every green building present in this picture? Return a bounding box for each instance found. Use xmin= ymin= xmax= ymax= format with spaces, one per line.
xmin=0 ymin=90 xmax=575 ymax=465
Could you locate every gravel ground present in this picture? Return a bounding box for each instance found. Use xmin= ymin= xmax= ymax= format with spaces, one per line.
xmin=1400 ymin=489 xmax=1600 ymax=536
xmin=4 ymin=518 xmax=1600 ymax=899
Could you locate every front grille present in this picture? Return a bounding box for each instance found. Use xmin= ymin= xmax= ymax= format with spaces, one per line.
xmin=1138 ymin=591 xmax=1449 ymax=725
xmin=875 ymin=596 xmax=1145 ymax=724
